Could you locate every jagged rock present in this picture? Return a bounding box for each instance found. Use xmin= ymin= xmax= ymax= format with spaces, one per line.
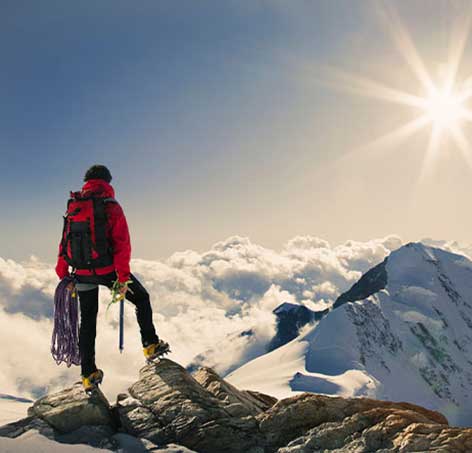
xmin=193 ymin=366 xmax=276 ymax=416
xmin=0 ymin=416 xmax=55 ymax=439
xmin=2 ymin=358 xmax=472 ymax=452
xmin=0 ymin=414 xmax=120 ymax=450
xmin=278 ymin=409 xmax=472 ymax=452
xmin=392 ymin=422 xmax=472 ymax=452
xmin=27 ymin=381 xmax=114 ymax=433
xmin=245 ymin=390 xmax=279 ymax=410
xmin=111 ymin=433 xmax=199 ymax=452
xmin=116 ymin=359 xmax=264 ymax=453
xmin=155 ymin=446 xmax=198 ymax=453
xmin=136 ymin=440 xmax=198 ymax=452
xmin=56 ymin=425 xmax=118 ymax=449
xmin=257 ymin=393 xmax=447 ymax=449
xmin=257 ymin=393 xmax=449 ymax=452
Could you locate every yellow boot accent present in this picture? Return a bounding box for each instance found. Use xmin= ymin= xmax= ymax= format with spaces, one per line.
xmin=82 ymin=369 xmax=104 ymax=392
xmin=143 ymin=343 xmax=157 ymax=359
xmin=143 ymin=340 xmax=170 ymax=361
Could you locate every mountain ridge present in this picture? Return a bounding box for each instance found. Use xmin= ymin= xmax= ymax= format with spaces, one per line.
xmin=226 ymin=242 xmax=472 ymax=426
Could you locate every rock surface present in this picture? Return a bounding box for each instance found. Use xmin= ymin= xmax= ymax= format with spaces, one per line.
xmin=1 ymin=358 xmax=472 ymax=452
xmin=28 ymin=382 xmax=114 ymax=433
xmin=193 ymin=366 xmax=277 ymax=416
xmin=116 ymin=359 xmax=264 ymax=452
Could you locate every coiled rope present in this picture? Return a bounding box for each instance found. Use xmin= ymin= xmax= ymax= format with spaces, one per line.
xmin=51 ymin=276 xmax=80 ymax=367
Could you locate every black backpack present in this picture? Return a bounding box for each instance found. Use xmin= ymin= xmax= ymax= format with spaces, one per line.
xmin=60 ymin=191 xmax=117 ymax=270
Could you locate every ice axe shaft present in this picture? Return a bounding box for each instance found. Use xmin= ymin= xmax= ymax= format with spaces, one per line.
xmin=107 ymin=279 xmax=133 ymax=353
xmin=119 ymin=298 xmax=124 ymax=353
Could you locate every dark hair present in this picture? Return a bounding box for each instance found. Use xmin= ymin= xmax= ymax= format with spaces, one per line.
xmin=84 ymin=165 xmax=112 ymax=183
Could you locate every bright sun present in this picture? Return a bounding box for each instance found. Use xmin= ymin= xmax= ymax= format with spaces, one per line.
xmin=324 ymin=2 xmax=472 ymax=178
xmin=423 ymin=89 xmax=465 ymax=130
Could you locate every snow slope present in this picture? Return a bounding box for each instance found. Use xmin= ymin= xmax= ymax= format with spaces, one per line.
xmin=0 ymin=431 xmax=190 ymax=453
xmin=0 ymin=395 xmax=32 ymax=426
xmin=0 ymin=431 xmax=110 ymax=453
xmin=227 ymin=243 xmax=472 ymax=426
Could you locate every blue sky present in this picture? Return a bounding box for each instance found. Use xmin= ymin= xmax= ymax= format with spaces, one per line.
xmin=2 ymin=1 xmax=472 ymax=262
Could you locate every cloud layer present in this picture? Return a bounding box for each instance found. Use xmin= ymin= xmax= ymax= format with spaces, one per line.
xmin=2 ymin=234 xmax=468 ymax=402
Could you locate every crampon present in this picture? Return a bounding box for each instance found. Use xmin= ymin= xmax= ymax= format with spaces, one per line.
xmin=143 ymin=340 xmax=171 ymax=364
xmin=82 ymin=369 xmax=104 ymax=395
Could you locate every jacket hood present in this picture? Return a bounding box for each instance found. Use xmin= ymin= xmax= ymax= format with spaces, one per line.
xmin=79 ymin=179 xmax=115 ymax=198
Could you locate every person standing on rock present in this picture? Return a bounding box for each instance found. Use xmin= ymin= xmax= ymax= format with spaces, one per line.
xmin=55 ymin=165 xmax=170 ymax=392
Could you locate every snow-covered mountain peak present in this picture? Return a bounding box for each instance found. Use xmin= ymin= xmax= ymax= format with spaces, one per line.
xmin=227 ymin=243 xmax=472 ymax=426
xmin=334 ymin=241 xmax=472 ymax=308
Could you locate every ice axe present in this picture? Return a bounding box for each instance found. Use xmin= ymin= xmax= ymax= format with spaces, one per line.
xmin=119 ymin=298 xmax=124 ymax=353
xmin=108 ymin=279 xmax=134 ymax=353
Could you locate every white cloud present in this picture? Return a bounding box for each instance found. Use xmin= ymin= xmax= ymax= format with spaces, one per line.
xmin=4 ymin=233 xmax=451 ymax=403
xmin=420 ymin=238 xmax=472 ymax=260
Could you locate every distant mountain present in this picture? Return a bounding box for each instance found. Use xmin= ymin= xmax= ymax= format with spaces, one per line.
xmin=227 ymin=242 xmax=472 ymax=426
xmin=187 ymin=301 xmax=327 ymax=375
xmin=268 ymin=302 xmax=328 ymax=352
xmin=186 ymin=328 xmax=259 ymax=375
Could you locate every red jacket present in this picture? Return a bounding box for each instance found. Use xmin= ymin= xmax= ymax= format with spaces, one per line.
xmin=55 ymin=179 xmax=131 ymax=283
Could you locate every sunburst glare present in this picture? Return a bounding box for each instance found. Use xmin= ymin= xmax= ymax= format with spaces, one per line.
xmin=326 ymin=1 xmax=472 ymax=181
xmin=422 ymin=88 xmax=465 ymax=130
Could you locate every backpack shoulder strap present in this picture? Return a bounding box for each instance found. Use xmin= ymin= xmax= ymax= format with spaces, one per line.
xmin=92 ymin=197 xmax=113 ymax=258
xmin=60 ymin=197 xmax=75 ymax=258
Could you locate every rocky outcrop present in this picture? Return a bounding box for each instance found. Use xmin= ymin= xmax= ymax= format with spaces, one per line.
xmin=279 ymin=411 xmax=472 ymax=452
xmin=193 ymin=366 xmax=277 ymax=416
xmin=28 ymin=382 xmax=113 ymax=433
xmin=116 ymin=360 xmax=265 ymax=452
xmin=256 ymin=393 xmax=449 ymax=451
xmin=1 ymin=358 xmax=472 ymax=452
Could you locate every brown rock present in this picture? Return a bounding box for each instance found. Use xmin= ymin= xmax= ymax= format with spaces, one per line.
xmin=27 ymin=382 xmax=114 ymax=433
xmin=116 ymin=359 xmax=264 ymax=453
xmin=272 ymin=398 xmax=467 ymax=452
xmin=193 ymin=366 xmax=277 ymax=416
xmin=257 ymin=393 xmax=448 ymax=451
xmin=5 ymin=358 xmax=471 ymax=453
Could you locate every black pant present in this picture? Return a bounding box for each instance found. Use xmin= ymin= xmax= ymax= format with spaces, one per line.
xmin=76 ymin=272 xmax=159 ymax=376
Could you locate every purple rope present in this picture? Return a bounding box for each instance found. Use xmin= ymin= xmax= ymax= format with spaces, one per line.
xmin=51 ymin=276 xmax=81 ymax=367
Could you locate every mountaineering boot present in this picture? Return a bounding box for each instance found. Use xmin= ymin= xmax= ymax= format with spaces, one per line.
xmin=143 ymin=339 xmax=171 ymax=363
xmin=82 ymin=369 xmax=104 ymax=394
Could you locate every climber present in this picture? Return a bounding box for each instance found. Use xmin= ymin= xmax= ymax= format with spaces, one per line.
xmin=55 ymin=164 xmax=170 ymax=392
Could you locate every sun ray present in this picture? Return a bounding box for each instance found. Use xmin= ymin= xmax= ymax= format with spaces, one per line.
xmin=455 ymin=107 xmax=472 ymax=123
xmin=376 ymin=0 xmax=435 ymax=94
xmin=319 ymin=2 xmax=472 ymax=182
xmin=340 ymin=115 xmax=430 ymax=163
xmin=449 ymin=124 xmax=472 ymax=169
xmin=316 ymin=65 xmax=426 ymax=108
xmin=444 ymin=8 xmax=472 ymax=93
xmin=457 ymin=84 xmax=472 ymax=103
xmin=417 ymin=124 xmax=442 ymax=185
